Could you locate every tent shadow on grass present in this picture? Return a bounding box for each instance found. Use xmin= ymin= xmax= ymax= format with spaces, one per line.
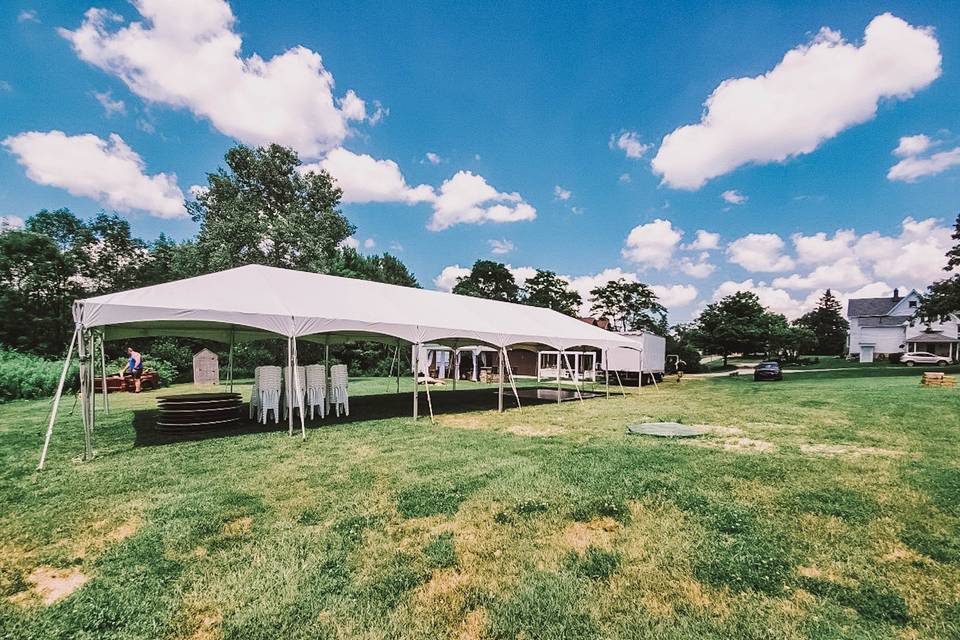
xmin=131 ymin=387 xmax=598 ymax=447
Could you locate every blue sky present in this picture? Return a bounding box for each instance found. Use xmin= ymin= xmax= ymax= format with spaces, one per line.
xmin=1 ymin=1 xmax=959 ymax=321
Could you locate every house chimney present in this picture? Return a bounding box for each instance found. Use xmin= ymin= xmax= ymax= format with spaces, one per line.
xmin=893 ymin=288 xmax=900 ymax=300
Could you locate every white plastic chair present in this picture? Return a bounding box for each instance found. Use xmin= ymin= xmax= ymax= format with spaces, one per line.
xmin=249 ymin=366 xmax=262 ymax=419
xmin=257 ymin=366 xmax=282 ymax=424
xmin=284 ymin=365 xmax=307 ymax=419
xmin=329 ymin=364 xmax=349 ymax=417
xmin=305 ymin=364 xmax=327 ymax=419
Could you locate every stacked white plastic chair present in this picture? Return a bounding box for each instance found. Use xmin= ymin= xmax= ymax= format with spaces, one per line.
xmin=329 ymin=364 xmax=349 ymax=417
xmin=249 ymin=366 xmax=261 ymax=419
xmin=305 ymin=364 xmax=327 ymax=419
xmin=256 ymin=366 xmax=282 ymax=424
xmin=284 ymin=365 xmax=307 ymax=419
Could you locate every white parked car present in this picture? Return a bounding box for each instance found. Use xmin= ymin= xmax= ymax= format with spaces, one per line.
xmin=901 ymin=351 xmax=951 ymax=367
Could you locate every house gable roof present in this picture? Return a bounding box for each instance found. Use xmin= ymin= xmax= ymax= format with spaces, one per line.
xmin=848 ymin=290 xmax=919 ymax=318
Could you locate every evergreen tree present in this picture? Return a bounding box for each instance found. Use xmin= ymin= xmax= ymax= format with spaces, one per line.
xmin=793 ymin=289 xmax=849 ymax=355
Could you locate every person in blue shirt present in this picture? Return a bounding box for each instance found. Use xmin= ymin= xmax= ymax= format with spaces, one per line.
xmin=122 ymin=347 xmax=143 ymax=393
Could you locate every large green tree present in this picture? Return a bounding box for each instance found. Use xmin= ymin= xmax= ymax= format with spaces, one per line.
xmin=921 ymin=213 xmax=960 ymax=320
xmin=588 ymin=278 xmax=666 ymax=333
xmin=793 ymin=289 xmax=849 ymax=355
xmin=689 ymin=291 xmax=768 ymax=366
xmin=188 ymin=143 xmax=353 ymax=272
xmin=523 ymin=270 xmax=582 ymax=316
xmin=330 ymin=247 xmax=419 ymax=288
xmin=452 ymin=260 xmax=521 ymax=302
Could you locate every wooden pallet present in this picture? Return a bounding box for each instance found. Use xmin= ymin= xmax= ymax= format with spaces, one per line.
xmin=921 ymin=372 xmax=956 ymax=387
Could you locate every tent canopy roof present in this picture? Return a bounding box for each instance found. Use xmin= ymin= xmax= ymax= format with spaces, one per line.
xmin=77 ymin=264 xmax=639 ymax=351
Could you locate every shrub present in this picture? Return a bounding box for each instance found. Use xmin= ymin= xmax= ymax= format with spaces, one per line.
xmin=0 ymin=348 xmax=79 ymax=403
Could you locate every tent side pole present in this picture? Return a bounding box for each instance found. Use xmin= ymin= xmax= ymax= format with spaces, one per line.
xmin=293 ymin=336 xmax=305 ymax=440
xmin=605 ymin=349 xmax=610 ymax=399
xmin=228 ymin=327 xmax=235 ymax=393
xmin=503 ymin=348 xmax=522 ymax=410
xmin=556 ymin=350 xmax=562 ymax=404
xmin=100 ymin=332 xmax=109 ymax=414
xmin=287 ymin=336 xmax=294 ymax=436
xmin=38 ymin=327 xmax=79 ymax=470
xmin=614 ymin=368 xmax=626 ymax=396
xmin=562 ymin=351 xmax=584 ymax=404
xmin=324 ymin=339 xmax=330 ymax=415
xmin=412 ymin=344 xmax=419 ymax=420
xmin=78 ymin=328 xmax=93 ymax=461
xmin=88 ymin=331 xmax=96 ymax=431
xmin=497 ymin=348 xmax=504 ymax=413
xmin=452 ymin=344 xmax=458 ymax=392
xmin=395 ymin=341 xmax=401 ymax=394
xmin=423 ymin=365 xmax=435 ymax=423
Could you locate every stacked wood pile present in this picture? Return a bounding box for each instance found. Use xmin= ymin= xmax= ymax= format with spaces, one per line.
xmin=921 ymin=372 xmax=957 ymax=387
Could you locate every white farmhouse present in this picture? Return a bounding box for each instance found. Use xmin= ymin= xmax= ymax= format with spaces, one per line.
xmin=847 ymin=289 xmax=960 ymax=362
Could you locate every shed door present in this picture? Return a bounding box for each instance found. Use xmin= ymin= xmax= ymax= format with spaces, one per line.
xmin=860 ymin=345 xmax=874 ymax=364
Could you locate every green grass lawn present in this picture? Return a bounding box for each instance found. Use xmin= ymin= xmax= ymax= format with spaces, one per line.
xmin=1 ymin=372 xmax=959 ymax=639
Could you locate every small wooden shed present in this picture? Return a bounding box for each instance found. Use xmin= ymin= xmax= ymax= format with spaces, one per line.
xmin=192 ymin=349 xmax=220 ymax=385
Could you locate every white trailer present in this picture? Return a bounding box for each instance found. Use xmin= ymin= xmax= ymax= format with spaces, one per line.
xmin=603 ymin=332 xmax=666 ymax=384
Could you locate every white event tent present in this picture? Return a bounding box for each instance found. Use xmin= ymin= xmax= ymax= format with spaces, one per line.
xmin=38 ymin=264 xmax=642 ymax=469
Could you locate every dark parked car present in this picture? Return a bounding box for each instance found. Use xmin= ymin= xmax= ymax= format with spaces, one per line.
xmin=754 ymin=361 xmax=783 ymax=381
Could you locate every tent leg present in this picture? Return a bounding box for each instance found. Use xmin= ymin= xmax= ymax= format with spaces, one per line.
xmin=78 ymin=328 xmax=93 ymax=461
xmin=324 ymin=340 xmax=330 ymax=415
xmin=88 ymin=331 xmax=96 ymax=432
xmin=100 ymin=332 xmax=109 ymax=415
xmin=38 ymin=327 xmax=79 ymax=470
xmin=423 ymin=366 xmax=435 ymax=423
xmin=412 ymin=344 xmax=419 ymax=420
xmin=614 ymin=368 xmax=626 ymax=396
xmin=605 ymin=349 xmax=610 ymax=399
xmin=452 ymin=347 xmax=458 ymax=391
xmin=293 ymin=337 xmax=305 ymax=440
xmin=497 ymin=349 xmax=504 ymax=413
xmin=395 ymin=342 xmax=401 ymax=394
xmin=228 ymin=328 xmax=235 ymax=393
xmin=503 ymin=348 xmax=522 ymax=410
xmin=287 ymin=336 xmax=294 ymax=436
xmin=557 ymin=351 xmax=562 ymax=404
xmin=562 ymin=352 xmax=584 ymax=404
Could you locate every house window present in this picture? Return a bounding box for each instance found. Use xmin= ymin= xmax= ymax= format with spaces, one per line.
xmin=909 ymin=300 xmax=917 ymax=308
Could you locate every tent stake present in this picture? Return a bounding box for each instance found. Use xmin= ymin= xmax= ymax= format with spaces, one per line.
xmin=100 ymin=332 xmax=109 ymax=414
xmin=38 ymin=327 xmax=79 ymax=470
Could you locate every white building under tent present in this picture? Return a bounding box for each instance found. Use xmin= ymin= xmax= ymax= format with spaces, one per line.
xmin=38 ymin=265 xmax=644 ymax=469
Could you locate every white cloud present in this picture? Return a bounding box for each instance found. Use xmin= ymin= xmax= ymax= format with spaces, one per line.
xmin=92 ymin=90 xmax=125 ymax=117
xmin=339 ymin=236 xmax=360 ymax=250
xmin=61 ymin=0 xmax=372 ymax=158
xmin=857 ymin=216 xmax=952 ymax=285
xmin=3 ymin=130 xmax=186 ymax=218
xmin=363 ymin=238 xmax=376 ymax=250
xmin=651 ymin=13 xmax=942 ymax=189
xmin=433 ymin=265 xmax=470 ymax=291
xmin=679 ymin=254 xmax=716 ymax=278
xmin=713 ymin=279 xmax=806 ymax=318
xmin=887 ymin=146 xmax=960 ymax=182
xmin=428 ymin=171 xmax=536 ymax=231
xmin=424 ymin=152 xmax=442 ymax=165
xmin=685 ymin=229 xmax=720 ymax=251
xmin=554 ymin=185 xmax=571 ymax=201
xmin=17 ymin=9 xmax=39 ymax=23
xmin=621 ymin=218 xmax=683 ymax=269
xmin=772 ymin=257 xmax=870 ymax=290
xmin=308 ymin=147 xmax=434 ymax=204
xmin=792 ymin=229 xmax=856 ymax=264
xmin=721 ymin=189 xmax=747 ymax=205
xmin=489 ymin=238 xmax=514 ymax=255
xmin=618 ymin=173 xmax=631 ymax=184
xmin=727 ymin=233 xmax=795 ymax=272
xmin=610 ymin=130 xmax=652 ymax=159
xmin=893 ymin=134 xmax=932 ymax=157
xmin=651 ymin=284 xmax=698 ymax=308
xmin=509 ymin=265 xmax=537 ymax=284
xmin=1 ymin=215 xmax=25 ymax=231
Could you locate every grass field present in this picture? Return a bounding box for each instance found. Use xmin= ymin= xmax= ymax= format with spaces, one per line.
xmin=1 ymin=371 xmax=959 ymax=639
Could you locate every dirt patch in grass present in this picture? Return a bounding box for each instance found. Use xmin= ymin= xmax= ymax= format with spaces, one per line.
xmin=691 ymin=436 xmax=777 ymax=454
xmin=507 ymin=424 xmax=564 ymax=437
xmin=9 ymin=566 xmax=88 ymax=606
xmin=457 ymin=607 xmax=487 ymax=640
xmin=563 ymin=517 xmax=618 ymax=552
xmin=800 ymin=443 xmax=903 ymax=457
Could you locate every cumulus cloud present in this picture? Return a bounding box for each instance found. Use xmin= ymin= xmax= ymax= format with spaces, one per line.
xmin=893 ymin=134 xmax=932 ymax=157
xmin=339 ymin=236 xmax=360 ymax=250
xmin=3 ymin=130 xmax=185 ymax=218
xmin=772 ymin=257 xmax=870 ymax=290
xmin=363 ymin=238 xmax=376 ymax=250
xmin=621 ymin=218 xmax=683 ymax=269
xmin=887 ymin=145 xmax=960 ymax=182
xmin=791 ymin=229 xmax=856 ymax=264
xmin=1 ymin=215 xmax=25 ymax=231
xmin=721 ymin=189 xmax=747 ymax=205
xmin=554 ymin=185 xmax=571 ymax=201
xmin=856 ymin=217 xmax=952 ymax=284
xmin=17 ymin=9 xmax=39 ymax=23
xmin=61 ymin=0 xmax=372 ymax=157
xmin=651 ymin=13 xmax=942 ymax=189
xmin=713 ymin=279 xmax=807 ymax=318
xmin=618 ymin=173 xmax=632 ymax=184
xmin=307 ymin=147 xmax=434 ymax=204
xmin=610 ymin=131 xmax=652 ymax=159
xmin=727 ymin=233 xmax=795 ymax=272
xmin=433 ymin=265 xmax=470 ymax=291
xmin=489 ymin=239 xmax=515 ymax=255
xmin=428 ymin=171 xmax=536 ymax=231
xmin=651 ymin=284 xmax=698 ymax=308
xmin=685 ymin=229 xmax=720 ymax=251
xmin=92 ymin=90 xmax=126 ymax=117
xmin=679 ymin=254 xmax=716 ymax=278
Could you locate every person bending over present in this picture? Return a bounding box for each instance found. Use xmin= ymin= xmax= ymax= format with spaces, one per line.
xmin=122 ymin=347 xmax=143 ymax=393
